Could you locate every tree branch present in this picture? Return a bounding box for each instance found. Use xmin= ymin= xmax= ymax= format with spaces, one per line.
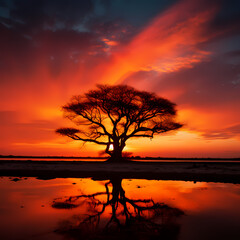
xmin=67 ymin=134 xmax=109 ymax=145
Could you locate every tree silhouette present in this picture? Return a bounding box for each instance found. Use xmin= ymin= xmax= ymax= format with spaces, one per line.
xmin=56 ymin=85 xmax=182 ymax=162
xmin=52 ymin=177 xmax=184 ymax=240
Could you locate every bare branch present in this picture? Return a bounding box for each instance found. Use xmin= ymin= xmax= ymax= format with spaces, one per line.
xmin=56 ymin=128 xmax=108 ymax=145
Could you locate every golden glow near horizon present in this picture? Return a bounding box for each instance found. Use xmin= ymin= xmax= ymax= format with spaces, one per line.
xmin=109 ymin=144 xmax=114 ymax=151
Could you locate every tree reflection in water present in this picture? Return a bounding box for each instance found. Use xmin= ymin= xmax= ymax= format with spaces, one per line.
xmin=52 ymin=177 xmax=184 ymax=240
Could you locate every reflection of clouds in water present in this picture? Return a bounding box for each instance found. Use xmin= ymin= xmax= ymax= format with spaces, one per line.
xmin=0 ymin=177 xmax=240 ymax=240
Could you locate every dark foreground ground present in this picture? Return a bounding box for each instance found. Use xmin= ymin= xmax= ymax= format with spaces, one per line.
xmin=0 ymin=160 xmax=240 ymax=183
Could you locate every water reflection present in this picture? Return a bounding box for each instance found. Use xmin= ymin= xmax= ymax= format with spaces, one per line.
xmin=52 ymin=177 xmax=184 ymax=240
xmin=0 ymin=177 xmax=240 ymax=240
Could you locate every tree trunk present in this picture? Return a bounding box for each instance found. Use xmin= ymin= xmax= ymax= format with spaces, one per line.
xmin=107 ymin=149 xmax=123 ymax=162
xmin=110 ymin=177 xmax=124 ymax=203
xmin=106 ymin=141 xmax=128 ymax=163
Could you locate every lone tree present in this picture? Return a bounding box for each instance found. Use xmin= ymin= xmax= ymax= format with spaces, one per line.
xmin=56 ymin=85 xmax=182 ymax=162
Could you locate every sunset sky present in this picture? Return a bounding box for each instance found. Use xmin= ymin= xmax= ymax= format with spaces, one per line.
xmin=0 ymin=0 xmax=240 ymax=157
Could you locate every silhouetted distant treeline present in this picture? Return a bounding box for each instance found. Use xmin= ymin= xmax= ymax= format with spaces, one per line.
xmin=0 ymin=155 xmax=239 ymax=161
xmin=0 ymin=155 xmax=105 ymax=159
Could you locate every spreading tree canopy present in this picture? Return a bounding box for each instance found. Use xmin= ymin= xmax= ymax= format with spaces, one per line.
xmin=56 ymin=85 xmax=182 ymax=162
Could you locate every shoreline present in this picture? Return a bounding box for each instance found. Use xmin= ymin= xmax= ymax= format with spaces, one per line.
xmin=1 ymin=155 xmax=240 ymax=161
xmin=0 ymin=160 xmax=240 ymax=183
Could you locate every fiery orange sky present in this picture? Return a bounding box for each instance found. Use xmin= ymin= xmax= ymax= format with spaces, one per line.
xmin=0 ymin=0 xmax=240 ymax=157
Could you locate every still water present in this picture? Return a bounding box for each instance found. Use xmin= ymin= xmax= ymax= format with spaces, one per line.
xmin=0 ymin=177 xmax=240 ymax=240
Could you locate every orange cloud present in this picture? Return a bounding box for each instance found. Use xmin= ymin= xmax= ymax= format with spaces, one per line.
xmin=96 ymin=0 xmax=218 ymax=85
